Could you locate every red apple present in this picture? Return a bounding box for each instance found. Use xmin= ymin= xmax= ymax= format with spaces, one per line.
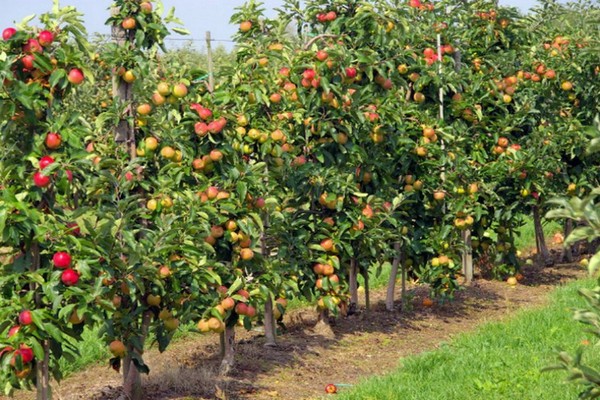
xmin=2 ymin=27 xmax=16 ymax=40
xmin=45 ymin=132 xmax=62 ymax=149
xmin=18 ymin=310 xmax=33 ymax=326
xmin=39 ymin=155 xmax=55 ymax=170
xmin=198 ymin=107 xmax=212 ymax=121
xmin=303 ymin=68 xmax=316 ymax=80
xmin=7 ymin=326 xmax=20 ymax=338
xmin=33 ymin=172 xmax=51 ymax=188
xmin=11 ymin=345 xmax=34 ymax=366
xmin=38 ymin=30 xmax=54 ymax=47
xmin=316 ymin=50 xmax=329 ymax=61
xmin=235 ymin=302 xmax=248 ymax=315
xmin=67 ymin=68 xmax=84 ymax=85
xmin=345 ymin=67 xmax=357 ymax=78
xmin=61 ymin=268 xmax=79 ymax=286
xmin=21 ymin=55 xmax=35 ymax=70
xmin=53 ymin=251 xmax=72 ymax=269
xmin=23 ymin=39 xmax=42 ymax=53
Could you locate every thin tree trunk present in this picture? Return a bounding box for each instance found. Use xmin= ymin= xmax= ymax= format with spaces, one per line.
xmin=362 ymin=269 xmax=370 ymax=311
xmin=219 ymin=325 xmax=236 ymax=375
xmin=401 ymin=260 xmax=407 ymax=311
xmin=386 ymin=242 xmax=401 ymax=311
xmin=122 ymin=311 xmax=151 ymax=400
xmin=36 ymin=340 xmax=50 ymax=400
xmin=263 ymin=297 xmax=277 ymax=347
xmin=533 ymin=205 xmax=552 ymax=266
xmin=219 ymin=331 xmax=225 ymax=359
xmin=462 ymin=229 xmax=473 ymax=284
xmin=562 ymin=219 xmax=574 ymax=262
xmin=348 ymin=257 xmax=358 ymax=315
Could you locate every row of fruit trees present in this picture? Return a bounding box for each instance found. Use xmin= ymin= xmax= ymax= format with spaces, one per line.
xmin=0 ymin=0 xmax=598 ymax=398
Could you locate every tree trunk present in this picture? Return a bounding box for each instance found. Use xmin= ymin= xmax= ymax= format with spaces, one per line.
xmin=386 ymin=242 xmax=401 ymax=311
xmin=533 ymin=205 xmax=552 ymax=266
xmin=263 ymin=297 xmax=277 ymax=347
xmin=461 ymin=229 xmax=473 ymax=284
xmin=348 ymin=257 xmax=358 ymax=315
xmin=36 ymin=340 xmax=51 ymax=400
xmin=362 ymin=269 xmax=370 ymax=311
xmin=562 ymin=219 xmax=574 ymax=262
xmin=122 ymin=311 xmax=151 ymax=400
xmin=219 ymin=325 xmax=236 ymax=375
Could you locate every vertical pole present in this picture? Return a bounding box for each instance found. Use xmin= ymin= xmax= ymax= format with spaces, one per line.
xmin=205 ymin=31 xmax=215 ymax=93
xmin=462 ymin=230 xmax=473 ymax=283
xmin=349 ymin=257 xmax=358 ymax=314
xmin=386 ymin=242 xmax=401 ymax=311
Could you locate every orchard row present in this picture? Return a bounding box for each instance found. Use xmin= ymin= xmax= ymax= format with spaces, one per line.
xmin=0 ymin=0 xmax=598 ymax=398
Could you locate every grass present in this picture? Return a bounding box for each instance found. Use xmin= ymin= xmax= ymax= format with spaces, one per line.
xmin=336 ymin=277 xmax=600 ymax=400
xmin=514 ymin=217 xmax=562 ymax=251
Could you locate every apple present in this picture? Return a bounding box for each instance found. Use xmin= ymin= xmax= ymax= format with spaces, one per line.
xmin=147 ymin=294 xmax=161 ymax=307
xmin=38 ymin=30 xmax=54 ymax=47
xmin=61 ymin=268 xmax=79 ymax=286
xmin=122 ymin=17 xmax=136 ymax=30
xmin=164 ymin=317 xmax=179 ymax=331
xmin=122 ymin=70 xmax=136 ymax=83
xmin=206 ymin=186 xmax=219 ymax=200
xmin=345 ymin=67 xmax=357 ymax=78
xmin=39 ymin=155 xmax=55 ymax=170
xmin=197 ymin=319 xmax=210 ymax=333
xmin=245 ymin=305 xmax=257 ymax=318
xmin=45 ymin=132 xmax=62 ymax=149
xmin=207 ymin=317 xmax=224 ymax=332
xmin=53 ymin=251 xmax=72 ymax=268
xmin=269 ymin=92 xmax=282 ymax=103
xmin=23 ymin=39 xmax=42 ymax=53
xmin=67 ymin=68 xmax=84 ymax=85
xmin=221 ymin=297 xmax=235 ymax=310
xmin=18 ymin=310 xmax=33 ymax=326
xmin=33 ymin=172 xmax=51 ymax=188
xmin=109 ymin=340 xmax=127 ymax=358
xmin=21 ymin=54 xmax=35 ymax=70
xmin=316 ymin=50 xmax=329 ymax=61
xmin=320 ymin=238 xmax=334 ymax=252
xmin=198 ymin=107 xmax=213 ymax=121
xmin=11 ymin=345 xmax=34 ymax=366
xmin=303 ymin=68 xmax=316 ymax=80
xmin=7 ymin=326 xmax=20 ymax=337
xmin=237 ymin=289 xmax=250 ymax=300
xmin=326 ymin=11 xmax=337 ymax=21
xmin=325 ymin=383 xmax=337 ymax=394
xmin=240 ymin=248 xmax=254 ymax=261
xmin=2 ymin=27 xmax=16 ymax=40
xmin=433 ymin=191 xmax=446 ymax=200
xmin=171 ymin=83 xmax=188 ymax=98
xmin=140 ymin=1 xmax=153 ymax=14
xmin=158 ymin=265 xmax=171 ymax=279
xmin=239 ymin=20 xmax=252 ymax=32
xmin=235 ymin=302 xmax=248 ymax=315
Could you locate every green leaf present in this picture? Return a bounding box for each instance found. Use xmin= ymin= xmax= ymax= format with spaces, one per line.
xmin=588 ymin=251 xmax=600 ymax=276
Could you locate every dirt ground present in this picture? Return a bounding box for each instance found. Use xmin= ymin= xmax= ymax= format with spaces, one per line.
xmin=4 ymin=250 xmax=589 ymax=400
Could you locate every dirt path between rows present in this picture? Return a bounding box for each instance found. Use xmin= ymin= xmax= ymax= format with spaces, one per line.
xmin=5 ymin=252 xmax=589 ymax=400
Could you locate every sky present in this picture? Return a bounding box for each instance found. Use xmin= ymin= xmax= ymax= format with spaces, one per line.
xmin=0 ymin=0 xmax=540 ymax=51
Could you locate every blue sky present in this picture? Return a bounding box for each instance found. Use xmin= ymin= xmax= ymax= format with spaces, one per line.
xmin=0 ymin=0 xmax=540 ymax=51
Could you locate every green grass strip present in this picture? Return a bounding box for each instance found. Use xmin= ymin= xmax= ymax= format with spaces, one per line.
xmin=337 ymin=278 xmax=600 ymax=400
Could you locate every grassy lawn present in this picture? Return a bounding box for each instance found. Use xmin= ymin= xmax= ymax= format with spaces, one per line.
xmin=337 ymin=278 xmax=600 ymax=400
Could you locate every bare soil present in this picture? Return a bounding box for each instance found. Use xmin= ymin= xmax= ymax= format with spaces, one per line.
xmin=4 ymin=250 xmax=589 ymax=400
